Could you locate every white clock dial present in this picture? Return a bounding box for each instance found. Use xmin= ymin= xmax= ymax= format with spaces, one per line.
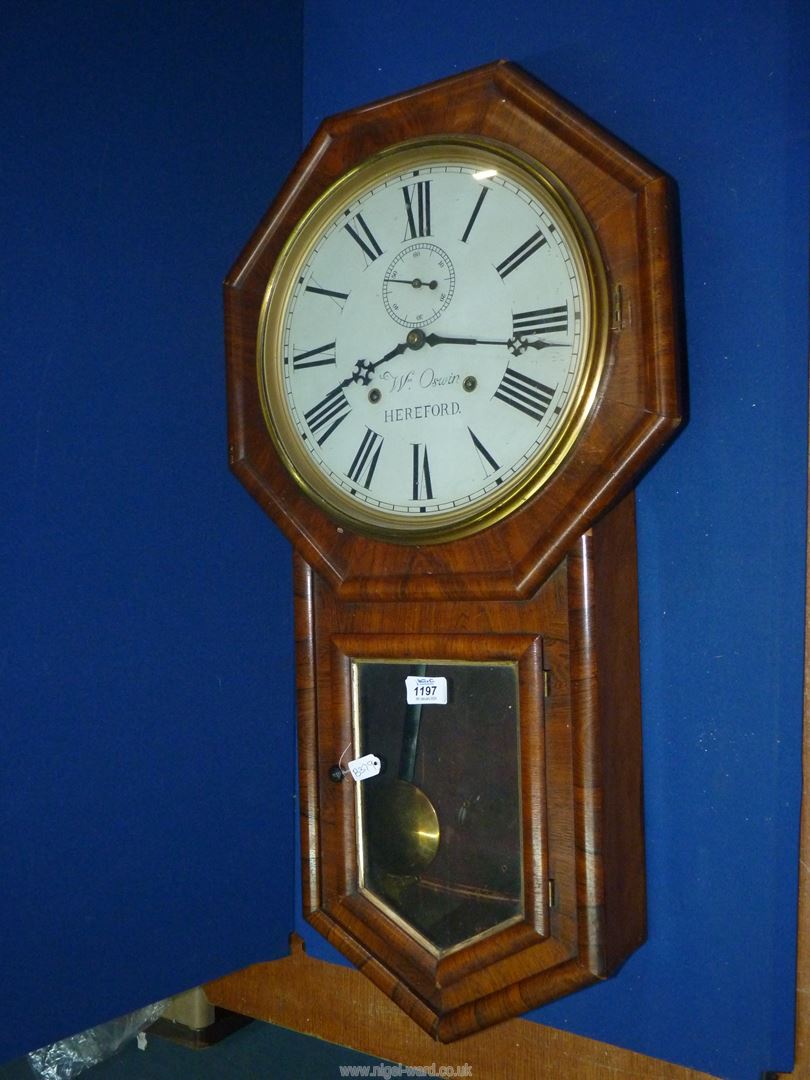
xmin=258 ymin=139 xmax=606 ymax=541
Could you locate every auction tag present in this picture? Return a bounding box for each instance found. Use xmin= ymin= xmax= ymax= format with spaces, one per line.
xmin=347 ymin=753 xmax=381 ymax=782
xmin=405 ymin=675 xmax=448 ymax=705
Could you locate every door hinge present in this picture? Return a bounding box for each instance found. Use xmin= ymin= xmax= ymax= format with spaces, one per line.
xmin=611 ymin=282 xmax=626 ymax=331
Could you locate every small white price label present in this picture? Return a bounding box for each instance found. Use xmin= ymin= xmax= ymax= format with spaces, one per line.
xmin=347 ymin=753 xmax=381 ymax=782
xmin=405 ymin=675 xmax=447 ymax=705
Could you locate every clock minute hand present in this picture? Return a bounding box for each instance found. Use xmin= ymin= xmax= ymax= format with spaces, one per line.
xmin=423 ymin=332 xmax=567 ymax=352
xmin=513 ymin=336 xmax=570 ymax=352
xmin=424 ymin=332 xmax=503 ymax=347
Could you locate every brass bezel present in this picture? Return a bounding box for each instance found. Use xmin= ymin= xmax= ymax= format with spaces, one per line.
xmin=257 ymin=136 xmax=608 ymax=544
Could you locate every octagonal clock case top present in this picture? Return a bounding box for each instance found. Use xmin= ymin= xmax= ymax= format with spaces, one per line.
xmin=224 ymin=61 xmax=683 ymax=1041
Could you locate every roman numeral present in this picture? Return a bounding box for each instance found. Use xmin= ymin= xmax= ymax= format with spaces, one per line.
xmin=344 ymin=212 xmax=383 ymax=264
xmin=496 ymin=229 xmax=547 ymax=278
xmin=411 ymin=443 xmax=433 ymax=501
xmin=291 ymin=341 xmax=336 ymax=370
xmin=305 ymin=282 xmax=349 ymax=309
xmin=494 ymin=367 xmax=556 ymax=423
xmin=347 ymin=428 xmax=383 ymax=489
xmin=512 ymin=304 xmax=568 ymax=337
xmin=402 ymin=181 xmax=431 ymax=239
xmin=461 ymin=186 xmax=488 ymax=243
xmin=304 ymin=386 xmax=351 ymax=444
xmin=468 ymin=428 xmax=501 ymax=480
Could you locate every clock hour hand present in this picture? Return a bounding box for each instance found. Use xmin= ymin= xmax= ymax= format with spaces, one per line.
xmin=333 ymin=340 xmax=410 ymax=392
xmin=345 ymin=327 xmax=468 ymax=388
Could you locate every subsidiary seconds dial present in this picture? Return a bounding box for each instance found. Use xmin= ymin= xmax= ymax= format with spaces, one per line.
xmin=382 ymin=242 xmax=456 ymax=327
xmin=257 ymin=138 xmax=607 ymax=541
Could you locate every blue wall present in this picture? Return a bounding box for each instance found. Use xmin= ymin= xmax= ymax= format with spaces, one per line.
xmin=1 ymin=3 xmax=302 ymax=1063
xmin=298 ymin=4 xmax=809 ymax=1079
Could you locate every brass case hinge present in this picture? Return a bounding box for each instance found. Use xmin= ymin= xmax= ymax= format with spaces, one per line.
xmin=611 ymin=282 xmax=626 ymax=331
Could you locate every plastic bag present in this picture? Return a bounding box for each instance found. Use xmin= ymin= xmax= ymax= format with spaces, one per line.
xmin=28 ymin=1000 xmax=167 ymax=1079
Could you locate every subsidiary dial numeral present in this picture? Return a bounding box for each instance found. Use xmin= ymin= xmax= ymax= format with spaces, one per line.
xmin=347 ymin=428 xmax=383 ymax=490
xmin=512 ymin=304 xmax=569 ymax=336
xmin=494 ymin=366 xmax=556 ymax=423
xmin=344 ymin=212 xmax=383 ymax=264
xmin=496 ymin=229 xmax=547 ymax=279
xmin=304 ymin=387 xmax=351 ymax=444
xmin=292 ymin=341 xmax=336 ymax=370
xmin=402 ymin=181 xmax=432 ymax=239
xmin=411 ymin=443 xmax=434 ymax=502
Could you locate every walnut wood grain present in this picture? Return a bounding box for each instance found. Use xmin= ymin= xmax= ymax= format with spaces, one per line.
xmin=224 ymin=60 xmax=683 ymax=1043
xmin=294 ymin=493 xmax=643 ymax=1040
xmin=225 ymin=61 xmax=683 ymax=602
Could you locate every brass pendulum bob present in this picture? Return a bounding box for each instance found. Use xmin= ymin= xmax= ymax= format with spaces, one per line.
xmin=365 ymin=664 xmax=440 ymax=876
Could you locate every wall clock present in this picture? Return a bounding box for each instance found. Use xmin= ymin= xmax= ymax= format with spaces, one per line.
xmin=225 ymin=61 xmax=682 ymax=1041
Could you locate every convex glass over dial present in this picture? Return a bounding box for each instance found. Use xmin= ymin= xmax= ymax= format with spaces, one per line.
xmin=258 ymin=138 xmax=607 ymax=541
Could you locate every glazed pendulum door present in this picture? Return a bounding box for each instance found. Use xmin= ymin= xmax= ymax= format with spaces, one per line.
xmin=355 ymin=659 xmax=524 ymax=953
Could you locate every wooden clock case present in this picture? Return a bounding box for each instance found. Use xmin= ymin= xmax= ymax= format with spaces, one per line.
xmin=224 ymin=61 xmax=682 ymax=1041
